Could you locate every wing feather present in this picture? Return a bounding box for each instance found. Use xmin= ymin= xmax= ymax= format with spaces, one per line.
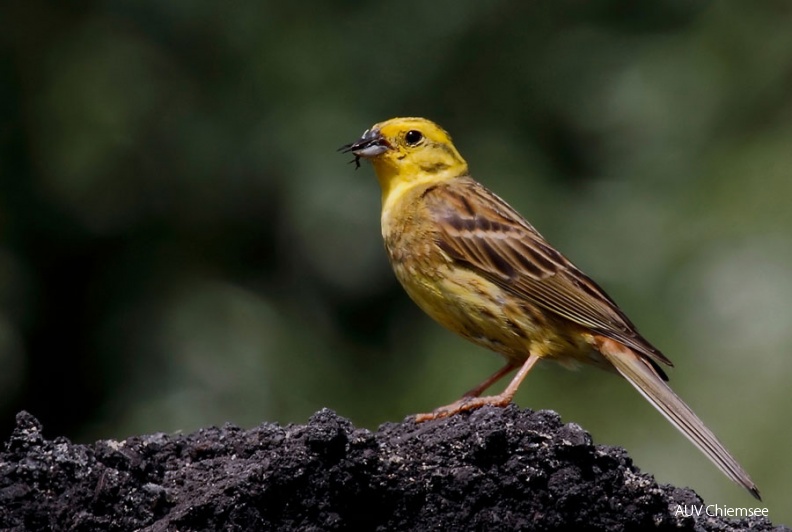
xmin=428 ymin=177 xmax=672 ymax=370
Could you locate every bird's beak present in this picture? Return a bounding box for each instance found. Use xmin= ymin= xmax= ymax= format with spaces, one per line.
xmin=338 ymin=128 xmax=391 ymax=168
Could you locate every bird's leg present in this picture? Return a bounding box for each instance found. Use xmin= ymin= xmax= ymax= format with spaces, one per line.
xmin=462 ymin=361 xmax=518 ymax=398
xmin=415 ymin=354 xmax=540 ymax=422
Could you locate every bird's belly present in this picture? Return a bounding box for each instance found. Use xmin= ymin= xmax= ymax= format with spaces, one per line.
xmin=393 ymin=262 xmax=600 ymax=367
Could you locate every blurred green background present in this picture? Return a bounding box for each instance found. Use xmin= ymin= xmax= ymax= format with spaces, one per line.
xmin=2 ymin=0 xmax=790 ymax=522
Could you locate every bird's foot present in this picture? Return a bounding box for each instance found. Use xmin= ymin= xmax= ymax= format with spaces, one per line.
xmin=414 ymin=394 xmax=513 ymax=422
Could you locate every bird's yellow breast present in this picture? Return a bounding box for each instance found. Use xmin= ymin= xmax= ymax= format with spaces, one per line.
xmin=382 ymin=181 xmax=595 ymax=367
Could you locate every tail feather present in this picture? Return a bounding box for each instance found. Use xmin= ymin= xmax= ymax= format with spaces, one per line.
xmin=596 ymin=336 xmax=761 ymax=500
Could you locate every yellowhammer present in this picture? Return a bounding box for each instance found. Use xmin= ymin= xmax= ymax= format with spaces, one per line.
xmin=340 ymin=117 xmax=759 ymax=499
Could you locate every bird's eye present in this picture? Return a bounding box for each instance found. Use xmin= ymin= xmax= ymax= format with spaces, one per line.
xmin=404 ymin=130 xmax=424 ymax=146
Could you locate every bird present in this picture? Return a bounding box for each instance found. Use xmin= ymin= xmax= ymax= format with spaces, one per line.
xmin=339 ymin=116 xmax=760 ymax=500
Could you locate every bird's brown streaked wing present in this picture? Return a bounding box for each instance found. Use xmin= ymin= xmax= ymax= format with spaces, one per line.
xmin=427 ymin=178 xmax=673 ymax=370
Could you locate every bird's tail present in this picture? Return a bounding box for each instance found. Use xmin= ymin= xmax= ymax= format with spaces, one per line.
xmin=595 ymin=336 xmax=761 ymax=500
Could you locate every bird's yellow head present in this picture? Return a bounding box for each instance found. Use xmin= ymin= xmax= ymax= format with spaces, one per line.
xmin=341 ymin=117 xmax=469 ymax=208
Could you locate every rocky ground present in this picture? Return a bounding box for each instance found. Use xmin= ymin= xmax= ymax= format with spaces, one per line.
xmin=0 ymin=405 xmax=785 ymax=531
